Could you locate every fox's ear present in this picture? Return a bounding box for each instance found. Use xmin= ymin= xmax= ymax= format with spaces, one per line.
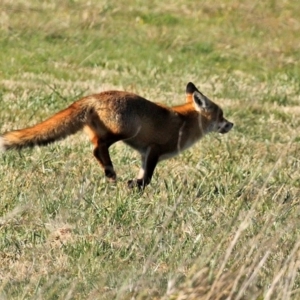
xmin=192 ymin=91 xmax=211 ymax=110
xmin=186 ymin=82 xmax=200 ymax=103
xmin=186 ymin=82 xmax=198 ymax=94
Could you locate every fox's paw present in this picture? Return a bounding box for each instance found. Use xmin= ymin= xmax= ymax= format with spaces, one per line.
xmin=127 ymin=179 xmax=138 ymax=189
xmin=127 ymin=179 xmax=144 ymax=190
xmin=105 ymin=168 xmax=116 ymax=182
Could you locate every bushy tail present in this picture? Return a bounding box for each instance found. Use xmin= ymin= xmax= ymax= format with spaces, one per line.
xmin=0 ymin=100 xmax=89 ymax=151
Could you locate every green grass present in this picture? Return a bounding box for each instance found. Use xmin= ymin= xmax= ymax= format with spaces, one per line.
xmin=1 ymin=0 xmax=300 ymax=299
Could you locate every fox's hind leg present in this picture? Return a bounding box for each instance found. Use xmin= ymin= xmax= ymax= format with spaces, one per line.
xmin=84 ymin=125 xmax=120 ymax=182
xmin=93 ymin=139 xmax=116 ymax=181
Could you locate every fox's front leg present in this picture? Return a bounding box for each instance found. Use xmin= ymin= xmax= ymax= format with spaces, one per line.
xmin=128 ymin=147 xmax=159 ymax=189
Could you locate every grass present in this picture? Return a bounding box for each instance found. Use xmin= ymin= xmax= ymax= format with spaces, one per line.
xmin=0 ymin=0 xmax=300 ymax=299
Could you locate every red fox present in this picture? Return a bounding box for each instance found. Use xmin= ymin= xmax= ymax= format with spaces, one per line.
xmin=0 ymin=82 xmax=233 ymax=188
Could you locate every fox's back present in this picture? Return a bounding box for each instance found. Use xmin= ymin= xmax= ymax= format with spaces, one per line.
xmin=91 ymin=90 xmax=171 ymax=119
xmin=91 ymin=91 xmax=181 ymax=130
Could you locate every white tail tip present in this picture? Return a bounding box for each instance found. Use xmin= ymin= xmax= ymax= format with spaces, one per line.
xmin=0 ymin=137 xmax=7 ymax=152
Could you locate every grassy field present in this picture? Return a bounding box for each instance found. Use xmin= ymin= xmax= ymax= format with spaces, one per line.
xmin=0 ymin=0 xmax=300 ymax=299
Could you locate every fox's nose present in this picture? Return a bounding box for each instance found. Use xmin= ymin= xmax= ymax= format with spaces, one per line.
xmin=223 ymin=122 xmax=233 ymax=133
xmin=226 ymin=122 xmax=234 ymax=130
xmin=218 ymin=120 xmax=234 ymax=134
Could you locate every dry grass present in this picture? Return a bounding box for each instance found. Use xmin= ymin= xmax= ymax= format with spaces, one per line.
xmin=0 ymin=0 xmax=300 ymax=299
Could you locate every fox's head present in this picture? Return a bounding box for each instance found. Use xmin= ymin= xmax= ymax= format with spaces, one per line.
xmin=186 ymin=82 xmax=234 ymax=134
